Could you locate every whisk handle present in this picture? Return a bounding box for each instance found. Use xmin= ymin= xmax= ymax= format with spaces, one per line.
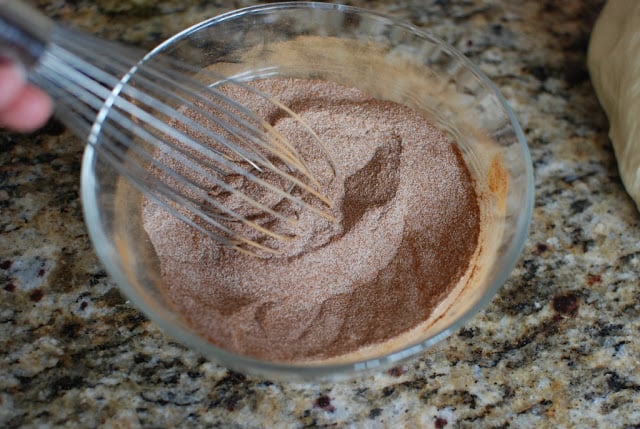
xmin=0 ymin=0 xmax=53 ymax=68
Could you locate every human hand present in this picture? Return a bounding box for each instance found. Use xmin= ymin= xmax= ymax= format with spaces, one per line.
xmin=0 ymin=60 xmax=52 ymax=132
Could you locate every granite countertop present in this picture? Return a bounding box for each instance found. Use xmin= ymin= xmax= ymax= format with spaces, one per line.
xmin=2 ymin=0 xmax=639 ymax=427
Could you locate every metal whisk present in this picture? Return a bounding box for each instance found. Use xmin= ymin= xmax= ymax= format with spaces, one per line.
xmin=0 ymin=1 xmax=334 ymax=255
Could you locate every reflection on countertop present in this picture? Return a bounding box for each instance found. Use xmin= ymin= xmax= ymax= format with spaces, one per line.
xmin=3 ymin=0 xmax=639 ymax=427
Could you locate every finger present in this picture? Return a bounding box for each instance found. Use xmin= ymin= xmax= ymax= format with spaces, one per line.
xmin=0 ymin=85 xmax=53 ymax=133
xmin=0 ymin=61 xmax=26 ymax=112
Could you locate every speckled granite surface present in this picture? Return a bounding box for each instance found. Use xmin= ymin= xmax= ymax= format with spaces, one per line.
xmin=2 ymin=0 xmax=639 ymax=427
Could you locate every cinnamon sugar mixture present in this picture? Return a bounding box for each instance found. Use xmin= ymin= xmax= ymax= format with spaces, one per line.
xmin=142 ymin=78 xmax=480 ymax=362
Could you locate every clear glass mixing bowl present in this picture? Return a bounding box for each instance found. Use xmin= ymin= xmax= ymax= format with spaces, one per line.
xmin=81 ymin=2 xmax=533 ymax=379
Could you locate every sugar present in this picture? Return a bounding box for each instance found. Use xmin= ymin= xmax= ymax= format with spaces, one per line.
xmin=141 ymin=78 xmax=480 ymax=362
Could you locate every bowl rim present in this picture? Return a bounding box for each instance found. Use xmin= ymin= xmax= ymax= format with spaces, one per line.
xmin=81 ymin=1 xmax=534 ymax=379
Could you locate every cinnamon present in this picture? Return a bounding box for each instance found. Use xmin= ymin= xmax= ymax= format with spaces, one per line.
xmin=142 ymin=78 xmax=480 ymax=362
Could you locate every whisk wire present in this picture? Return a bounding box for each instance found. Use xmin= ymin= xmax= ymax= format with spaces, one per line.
xmin=95 ymin=142 xmax=283 ymax=255
xmin=59 ymin=33 xmax=309 ymax=183
xmin=120 ymin=57 xmax=335 ymax=208
xmin=51 ymin=31 xmax=334 ymax=214
xmin=173 ymin=71 xmax=334 ymax=191
xmin=45 ymin=58 xmax=301 ymax=237
xmin=29 ymin=24 xmax=336 ymax=254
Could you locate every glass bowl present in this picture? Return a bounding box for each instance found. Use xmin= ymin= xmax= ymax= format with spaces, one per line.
xmin=81 ymin=2 xmax=533 ymax=379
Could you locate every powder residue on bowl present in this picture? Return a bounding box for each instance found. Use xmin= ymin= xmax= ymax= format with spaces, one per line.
xmin=141 ymin=78 xmax=480 ymax=362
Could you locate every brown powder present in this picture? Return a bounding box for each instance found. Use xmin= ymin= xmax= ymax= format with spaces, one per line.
xmin=141 ymin=78 xmax=480 ymax=363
